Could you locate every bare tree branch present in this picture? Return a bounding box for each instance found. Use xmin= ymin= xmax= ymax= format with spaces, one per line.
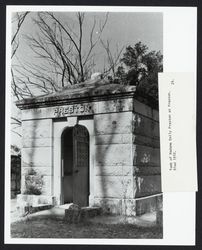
xmin=11 ymin=12 xmax=29 ymax=58
xmin=101 ymin=39 xmax=124 ymax=78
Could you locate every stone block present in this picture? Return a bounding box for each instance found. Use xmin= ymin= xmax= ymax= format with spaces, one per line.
xmin=133 ymin=134 xmax=160 ymax=148
xmin=21 ymin=98 xmax=133 ymax=120
xmin=65 ymin=209 xmax=81 ymax=223
xmin=23 ymin=138 xmax=52 ymax=148
xmin=94 ymin=112 xmax=132 ymax=135
xmin=95 ymin=133 xmax=132 ymax=145
xmin=21 ymin=147 xmax=52 ymax=168
xmin=153 ymin=110 xmax=159 ymax=122
xmin=122 ymin=199 xmax=137 ymax=216
xmin=95 ymin=144 xmax=132 ymax=166
xmin=17 ymin=194 xmax=53 ymax=206
xmin=22 ymin=108 xmax=50 ymax=120
xmin=134 ymin=166 xmax=161 ymax=176
xmin=95 ymin=165 xmax=133 ymax=176
xmin=133 ymin=144 xmax=160 ymax=166
xmin=41 ymin=175 xmax=52 ymax=196
xmin=135 ymin=194 xmax=162 ymax=216
xmin=133 ymin=100 xmax=159 ymax=121
xmin=22 ymin=119 xmax=52 ymax=139
xmin=132 ymin=113 xmax=159 ymax=139
xmin=93 ymin=198 xmax=137 ymax=216
xmin=93 ymin=198 xmax=122 ymax=215
xmin=134 ymin=175 xmax=162 ymax=197
xmin=94 ymin=176 xmax=133 ymax=199
xmin=21 ymin=166 xmax=52 ymax=176
xmin=98 ymin=98 xmax=133 ymax=113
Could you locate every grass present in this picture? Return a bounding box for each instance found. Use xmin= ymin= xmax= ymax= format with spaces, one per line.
xmin=11 ymin=217 xmax=163 ymax=239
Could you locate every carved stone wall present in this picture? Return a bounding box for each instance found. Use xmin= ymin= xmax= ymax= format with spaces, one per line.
xmin=21 ymin=119 xmax=53 ymax=197
xmin=18 ymin=89 xmax=161 ymax=215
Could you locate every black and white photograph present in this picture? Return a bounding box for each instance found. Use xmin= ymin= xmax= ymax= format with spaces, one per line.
xmin=5 ymin=5 xmax=197 ymax=245
xmin=9 ymin=8 xmax=163 ymax=239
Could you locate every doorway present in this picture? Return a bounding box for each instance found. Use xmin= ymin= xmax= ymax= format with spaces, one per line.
xmin=61 ymin=124 xmax=89 ymax=207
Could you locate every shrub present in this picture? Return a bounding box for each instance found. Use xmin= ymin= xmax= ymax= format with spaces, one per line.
xmin=24 ymin=168 xmax=43 ymax=195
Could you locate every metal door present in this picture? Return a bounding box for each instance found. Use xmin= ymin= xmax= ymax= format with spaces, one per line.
xmin=73 ymin=124 xmax=89 ymax=207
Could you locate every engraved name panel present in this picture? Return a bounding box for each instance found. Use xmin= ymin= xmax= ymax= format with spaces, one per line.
xmin=54 ymin=103 xmax=95 ymax=117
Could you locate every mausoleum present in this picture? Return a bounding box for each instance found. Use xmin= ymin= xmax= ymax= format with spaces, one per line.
xmin=16 ymin=78 xmax=161 ymax=216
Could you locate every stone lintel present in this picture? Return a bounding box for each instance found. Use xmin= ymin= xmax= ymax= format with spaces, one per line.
xmin=21 ymin=98 xmax=133 ymax=121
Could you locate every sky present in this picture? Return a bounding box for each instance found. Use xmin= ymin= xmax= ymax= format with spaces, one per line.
xmin=11 ymin=11 xmax=163 ymax=147
xmin=13 ymin=11 xmax=163 ymax=72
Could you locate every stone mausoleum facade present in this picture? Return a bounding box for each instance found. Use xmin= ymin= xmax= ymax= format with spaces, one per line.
xmin=16 ymin=78 xmax=162 ymax=216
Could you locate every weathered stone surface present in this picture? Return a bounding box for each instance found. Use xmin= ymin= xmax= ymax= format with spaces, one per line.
xmin=21 ymin=98 xmax=133 ymax=120
xmin=65 ymin=209 xmax=81 ymax=223
xmin=95 ymin=165 xmax=133 ymax=176
xmin=17 ymin=79 xmax=160 ymax=217
xmin=95 ymin=133 xmax=132 ymax=145
xmin=22 ymin=147 xmax=52 ymax=168
xmin=20 ymin=175 xmax=26 ymax=194
xmin=135 ymin=194 xmax=162 ymax=215
xmin=94 ymin=112 xmax=132 ymax=135
xmin=80 ymin=207 xmax=102 ymax=220
xmin=24 ymin=204 xmax=53 ymax=215
xmin=94 ymin=176 xmax=133 ymax=198
xmin=23 ymin=138 xmax=52 ymax=148
xmin=41 ymin=175 xmax=52 ymax=196
xmin=134 ymin=175 xmax=161 ymax=197
xmin=134 ymin=100 xmax=159 ymax=121
xmin=17 ymin=80 xmax=136 ymax=110
xmin=122 ymin=199 xmax=137 ymax=216
xmin=132 ymin=113 xmax=159 ymax=139
xmin=132 ymin=134 xmax=160 ymax=148
xmin=22 ymin=119 xmax=52 ymax=139
xmin=134 ymin=166 xmax=161 ymax=176
xmin=93 ymin=198 xmax=122 ymax=215
xmin=95 ymin=144 xmax=132 ymax=166
xmin=133 ymin=144 xmax=160 ymax=166
xmin=22 ymin=107 xmax=57 ymax=121
xmin=98 ymin=98 xmax=133 ymax=113
xmin=17 ymin=194 xmax=53 ymax=206
xmin=93 ymin=198 xmax=137 ymax=216
xmin=21 ymin=166 xmax=52 ymax=176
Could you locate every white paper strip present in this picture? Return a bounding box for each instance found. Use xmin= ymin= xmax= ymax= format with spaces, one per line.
xmin=159 ymin=72 xmax=197 ymax=192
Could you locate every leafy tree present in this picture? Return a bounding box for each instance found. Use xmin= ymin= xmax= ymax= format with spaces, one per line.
xmin=115 ymin=42 xmax=163 ymax=101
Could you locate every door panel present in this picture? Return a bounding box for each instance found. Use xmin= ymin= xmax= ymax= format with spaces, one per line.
xmin=63 ymin=176 xmax=73 ymax=203
xmin=73 ymin=125 xmax=89 ymax=207
xmin=61 ymin=128 xmax=73 ymax=204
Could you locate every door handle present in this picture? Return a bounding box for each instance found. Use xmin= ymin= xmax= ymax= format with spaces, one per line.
xmin=74 ymin=169 xmax=79 ymax=173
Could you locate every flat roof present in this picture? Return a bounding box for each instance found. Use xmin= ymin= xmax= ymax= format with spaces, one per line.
xmin=16 ymin=79 xmax=136 ymax=109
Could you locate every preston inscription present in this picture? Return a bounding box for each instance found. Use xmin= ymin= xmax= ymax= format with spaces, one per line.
xmin=54 ymin=103 xmax=94 ymax=117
